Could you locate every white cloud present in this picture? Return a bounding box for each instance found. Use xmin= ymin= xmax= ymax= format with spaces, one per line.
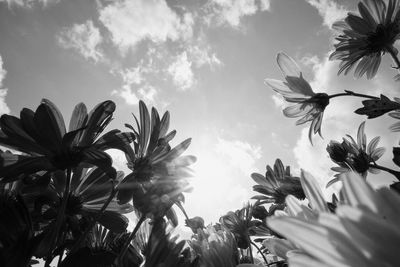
xmin=111 ymin=66 xmax=158 ymax=105
xmin=168 ymin=51 xmax=195 ymax=91
xmin=98 ymin=0 xmax=194 ymax=52
xmin=306 ymin=0 xmax=347 ymax=28
xmin=205 ymin=0 xmax=270 ymax=28
xmin=0 ymin=55 xmax=10 ymax=115
xmin=57 ymin=20 xmax=103 ymax=63
xmin=0 ymin=0 xmax=59 ymax=8
xmin=215 ymin=137 xmax=262 ymax=175
xmin=187 ymin=43 xmax=223 ymax=69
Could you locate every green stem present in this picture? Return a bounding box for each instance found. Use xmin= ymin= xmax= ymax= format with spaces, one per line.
xmin=116 ymin=215 xmax=146 ymax=264
xmin=176 ymin=201 xmax=190 ymax=221
xmin=250 ymin=240 xmax=268 ymax=265
xmin=387 ymin=45 xmax=400 ymax=72
xmin=328 ymin=90 xmax=379 ymax=100
xmin=45 ymin=168 xmax=72 ymax=267
xmin=369 ymin=164 xmax=400 ymax=181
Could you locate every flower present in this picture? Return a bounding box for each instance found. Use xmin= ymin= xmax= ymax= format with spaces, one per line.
xmin=265 ymin=53 xmax=330 ymax=143
xmin=388 ymin=97 xmax=400 ymax=131
xmin=251 ymin=159 xmax=305 ymax=205
xmin=117 ymin=101 xmax=196 ymax=222
xmin=220 ymin=205 xmax=254 ymax=250
xmin=326 ymin=121 xmax=385 ymax=185
xmin=0 ymin=99 xmax=135 ymax=182
xmin=61 ymin=224 xmax=143 ymax=267
xmin=268 ymin=171 xmax=400 ymax=267
xmin=189 ymin=224 xmax=239 ymax=267
xmin=330 ymin=0 xmax=400 ymax=79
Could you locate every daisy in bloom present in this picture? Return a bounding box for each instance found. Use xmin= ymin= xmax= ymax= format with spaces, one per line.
xmin=268 ymin=171 xmax=400 ymax=267
xmin=326 ymin=121 xmax=385 ymax=186
xmin=251 ymin=159 xmax=305 ymax=205
xmin=265 ymin=53 xmax=330 ymax=144
xmin=330 ymin=0 xmax=400 ymax=79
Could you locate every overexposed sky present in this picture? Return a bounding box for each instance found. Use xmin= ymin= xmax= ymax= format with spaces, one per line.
xmin=1 ymin=0 xmax=399 ymax=224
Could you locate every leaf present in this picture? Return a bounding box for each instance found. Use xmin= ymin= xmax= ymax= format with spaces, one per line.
xmin=60 ymin=247 xmax=116 ymax=267
xmin=355 ymin=94 xmax=400 ymax=119
xmin=96 ymin=211 xmax=129 ymax=233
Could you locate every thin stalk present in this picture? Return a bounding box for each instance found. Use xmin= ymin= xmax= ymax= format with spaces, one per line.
xmin=250 ymin=240 xmax=268 ymax=265
xmin=176 ymin=201 xmax=190 ymax=221
xmin=45 ymin=168 xmax=72 ymax=267
xmin=387 ymin=45 xmax=400 ymax=72
xmin=248 ymin=236 xmax=254 ymax=264
xmin=116 ymin=215 xmax=146 ymax=264
xmin=69 ymin=181 xmax=117 ymax=255
xmin=329 ymin=90 xmax=379 ymax=100
xmin=369 ymin=164 xmax=400 ymax=181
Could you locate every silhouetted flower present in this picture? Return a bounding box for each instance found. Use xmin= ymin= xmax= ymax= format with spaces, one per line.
xmin=265 ymin=53 xmax=330 ymax=143
xmin=61 ymin=224 xmax=143 ymax=267
xmin=327 ymin=122 xmax=385 ymax=185
xmin=251 ymin=159 xmax=305 ymax=205
xmin=0 ymin=99 xmax=134 ymax=182
xmin=117 ymin=101 xmax=196 ymax=221
xmin=330 ymin=0 xmax=400 ymax=79
xmin=268 ymin=172 xmax=400 ymax=267
xmin=251 ymin=205 xmax=269 ymax=221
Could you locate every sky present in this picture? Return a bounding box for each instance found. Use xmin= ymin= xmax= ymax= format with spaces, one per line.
xmin=1 ymin=0 xmax=400 ymax=228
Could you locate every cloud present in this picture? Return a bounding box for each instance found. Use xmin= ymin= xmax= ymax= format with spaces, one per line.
xmin=0 ymin=55 xmax=10 ymax=115
xmin=98 ymin=0 xmax=194 ymax=52
xmin=205 ymin=0 xmax=271 ymax=28
xmin=186 ymin=44 xmax=223 ymax=69
xmin=0 ymin=0 xmax=59 ymax=8
xmin=168 ymin=51 xmax=195 ymax=91
xmin=305 ymin=0 xmax=347 ymax=28
xmin=57 ymin=20 xmax=103 ymax=63
xmin=215 ymin=137 xmax=262 ymax=175
xmin=111 ymin=66 xmax=158 ymax=105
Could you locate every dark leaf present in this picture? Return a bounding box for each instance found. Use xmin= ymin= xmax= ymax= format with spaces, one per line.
xmin=60 ymin=247 xmax=116 ymax=267
xmin=393 ymin=147 xmax=400 ymax=167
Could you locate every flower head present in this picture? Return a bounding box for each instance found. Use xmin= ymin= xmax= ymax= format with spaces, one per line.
xmin=327 ymin=121 xmax=385 ymax=184
xmin=190 ymin=224 xmax=239 ymax=267
xmin=265 ymin=53 xmax=329 ymax=143
xmin=117 ymin=101 xmax=196 ymax=222
xmin=268 ymin=171 xmax=400 ymax=267
xmin=0 ymin=99 xmax=134 ymax=182
xmin=330 ymin=0 xmax=400 ymax=79
xmin=251 ymin=159 xmax=305 ymax=205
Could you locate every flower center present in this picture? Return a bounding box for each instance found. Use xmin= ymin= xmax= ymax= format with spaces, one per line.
xmin=51 ymin=147 xmax=83 ymax=170
xmin=367 ymin=22 xmax=400 ymax=53
xmin=65 ymin=194 xmax=83 ymax=216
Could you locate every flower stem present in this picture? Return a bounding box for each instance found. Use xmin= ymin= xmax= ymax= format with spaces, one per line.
xmin=328 ymin=90 xmax=379 ymax=100
xmin=369 ymin=164 xmax=400 ymax=181
xmin=387 ymin=45 xmax=400 ymax=72
xmin=116 ymin=215 xmax=146 ymax=264
xmin=45 ymin=168 xmax=72 ymax=267
xmin=250 ymin=240 xmax=268 ymax=265
xmin=248 ymin=237 xmax=254 ymax=264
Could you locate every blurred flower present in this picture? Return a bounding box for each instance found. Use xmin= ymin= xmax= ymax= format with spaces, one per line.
xmin=185 ymin=216 xmax=205 ymax=233
xmin=265 ymin=53 xmax=330 ymax=143
xmin=220 ymin=205 xmax=254 ymax=250
xmin=327 ymin=121 xmax=385 ymax=185
xmin=268 ymin=171 xmax=400 ymax=267
xmin=142 ymin=219 xmax=190 ymax=267
xmin=0 ymin=99 xmax=135 ymax=182
xmin=117 ymin=101 xmax=196 ymax=222
xmin=330 ymin=0 xmax=400 ymax=79
xmin=388 ymin=97 xmax=400 ymax=131
xmin=251 ymin=159 xmax=305 ymax=205
xmin=61 ymin=224 xmax=143 ymax=267
xmin=190 ymin=224 xmax=239 ymax=267
xmin=251 ymin=205 xmax=269 ymax=221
